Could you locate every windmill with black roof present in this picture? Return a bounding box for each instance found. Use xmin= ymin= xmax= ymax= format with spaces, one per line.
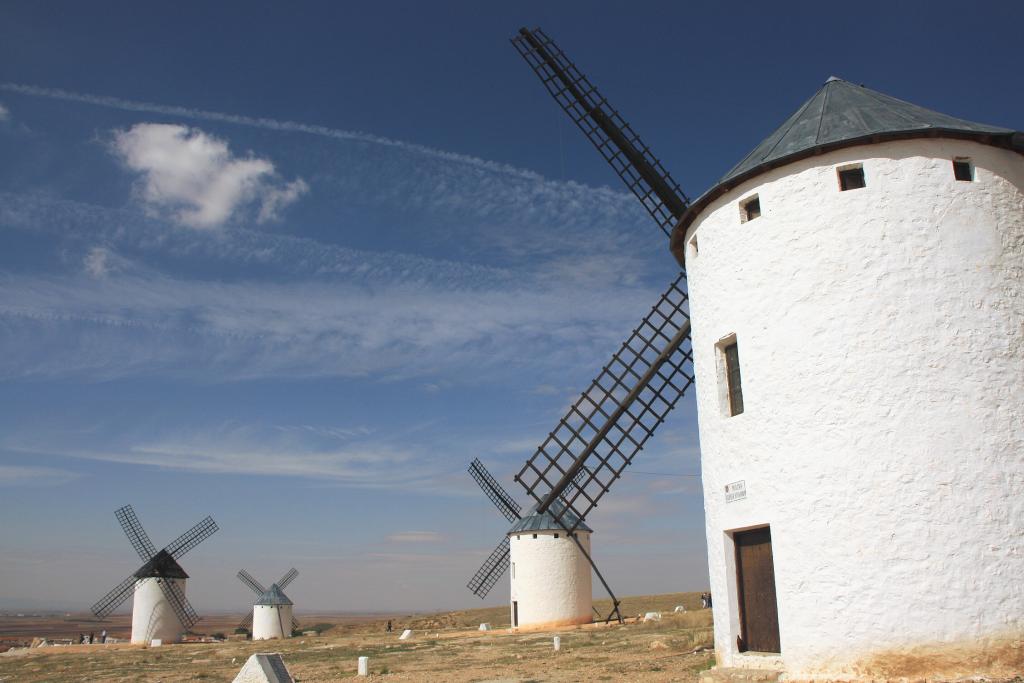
xmin=90 ymin=504 xmax=218 ymax=643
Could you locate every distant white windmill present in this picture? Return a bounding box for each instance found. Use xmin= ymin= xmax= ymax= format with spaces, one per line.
xmin=236 ymin=568 xmax=300 ymax=640
xmin=91 ymin=504 xmax=219 ymax=643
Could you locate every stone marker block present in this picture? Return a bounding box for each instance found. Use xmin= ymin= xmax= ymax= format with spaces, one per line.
xmin=478 ymin=623 xmax=490 ymax=631
xmin=232 ymin=653 xmax=294 ymax=683
xmin=399 ymin=629 xmax=412 ymax=640
xmin=150 ymin=639 xmax=162 ymax=647
xmin=553 ymin=635 xmax=561 ymax=651
xmin=643 ymin=612 xmax=662 ymax=622
xmin=357 ymin=656 xmax=369 ymax=676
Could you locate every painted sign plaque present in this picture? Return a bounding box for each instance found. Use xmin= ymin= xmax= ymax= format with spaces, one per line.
xmin=725 ymin=480 xmax=746 ymax=503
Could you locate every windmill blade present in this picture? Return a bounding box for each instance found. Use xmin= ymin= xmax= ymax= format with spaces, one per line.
xmin=237 ymin=611 xmax=254 ymax=631
xmin=515 ymin=273 xmax=694 ymax=530
xmin=291 ymin=616 xmax=300 ymax=632
xmin=237 ymin=569 xmax=267 ymax=595
xmin=511 ymin=27 xmax=689 ymax=236
xmin=277 ymin=568 xmax=299 ymax=591
xmin=558 ymin=465 xmax=590 ymax=505
xmin=159 ymin=577 xmax=199 ymax=630
xmin=466 ymin=536 xmax=510 ymax=599
xmin=163 ymin=516 xmax=218 ymax=560
xmin=468 ymin=459 xmax=522 ymax=524
xmin=90 ymin=574 xmax=138 ymax=619
xmin=115 ymin=505 xmax=157 ymax=562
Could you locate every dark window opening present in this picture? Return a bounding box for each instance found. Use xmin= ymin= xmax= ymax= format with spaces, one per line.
xmin=742 ymin=196 xmax=761 ymax=222
xmin=532 ymin=534 xmax=537 ymax=539
xmin=953 ymin=159 xmax=973 ymax=181
xmin=554 ymin=533 xmax=559 ymax=539
xmin=838 ymin=166 xmax=865 ymax=191
xmin=724 ymin=342 xmax=744 ymax=416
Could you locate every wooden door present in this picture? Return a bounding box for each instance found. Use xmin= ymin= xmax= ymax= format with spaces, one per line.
xmin=735 ymin=526 xmax=781 ymax=653
xmin=512 ymin=601 xmax=518 ymax=627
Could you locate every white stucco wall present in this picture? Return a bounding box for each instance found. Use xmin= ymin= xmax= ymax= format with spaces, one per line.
xmin=130 ymin=577 xmax=186 ymax=644
xmin=684 ymin=139 xmax=1024 ymax=679
xmin=508 ymin=529 xmax=593 ymax=629
xmin=252 ymin=604 xmax=293 ymax=640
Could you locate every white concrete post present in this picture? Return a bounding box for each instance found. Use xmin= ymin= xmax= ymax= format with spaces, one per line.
xmin=553 ymin=636 xmax=561 ymax=651
xmin=357 ymin=656 xmax=368 ymax=676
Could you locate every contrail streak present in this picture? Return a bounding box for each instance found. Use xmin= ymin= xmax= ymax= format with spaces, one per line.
xmin=0 ymin=82 xmax=542 ymax=181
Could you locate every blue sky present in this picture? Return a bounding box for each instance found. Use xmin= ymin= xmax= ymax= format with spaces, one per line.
xmin=0 ymin=1 xmax=1020 ymax=614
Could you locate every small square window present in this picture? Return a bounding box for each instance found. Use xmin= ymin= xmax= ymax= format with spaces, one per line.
xmin=554 ymin=533 xmax=559 ymax=539
xmin=740 ymin=195 xmax=761 ymax=223
xmin=532 ymin=534 xmax=537 ymax=539
xmin=953 ymin=158 xmax=973 ymax=181
xmin=838 ymin=166 xmax=865 ymax=191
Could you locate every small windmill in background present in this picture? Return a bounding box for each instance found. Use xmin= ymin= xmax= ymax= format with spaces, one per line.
xmin=465 ymin=27 xmax=698 ymax=624
xmin=236 ymin=568 xmax=300 ymax=640
xmin=467 ymin=458 xmax=596 ymax=629
xmin=91 ymin=504 xmax=219 ymax=643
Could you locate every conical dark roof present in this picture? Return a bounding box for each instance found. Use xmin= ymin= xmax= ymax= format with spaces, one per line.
xmin=255 ymin=583 xmax=293 ymax=606
xmin=670 ymin=77 xmax=1022 ymax=261
xmin=507 ymin=500 xmax=592 ymax=534
xmin=134 ymin=549 xmax=189 ymax=580
xmin=721 ymin=77 xmax=1016 ymax=184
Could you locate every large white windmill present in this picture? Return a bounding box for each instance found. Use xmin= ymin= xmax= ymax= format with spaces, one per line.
xmin=236 ymin=568 xmax=300 ymax=640
xmin=498 ymin=26 xmax=1023 ymax=681
xmin=91 ymin=504 xmax=219 ymax=643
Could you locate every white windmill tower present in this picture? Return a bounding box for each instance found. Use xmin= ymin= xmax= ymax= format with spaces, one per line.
xmin=236 ymin=568 xmax=300 ymax=640
xmin=506 ymin=27 xmax=1023 ymax=681
xmin=466 ymin=459 xmax=595 ymax=629
xmin=91 ymin=505 xmax=219 ymax=643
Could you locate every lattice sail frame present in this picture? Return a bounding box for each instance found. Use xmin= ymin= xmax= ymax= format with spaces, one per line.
xmin=469 ymin=458 xmax=522 ymax=524
xmin=238 ymin=569 xmax=267 ymax=595
xmin=511 ymin=27 xmax=690 ymax=236
xmin=165 ymin=516 xmax=218 ymax=559
xmin=277 ymin=568 xmax=299 ymax=591
xmin=467 ymin=536 xmax=511 ymax=599
xmin=162 ymin=578 xmax=199 ymax=629
xmin=116 ymin=505 xmax=157 ymax=562
xmin=515 ymin=273 xmax=694 ymax=531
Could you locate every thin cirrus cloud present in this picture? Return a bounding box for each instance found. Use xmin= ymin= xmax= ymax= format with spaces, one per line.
xmin=0 ymin=265 xmax=656 ymax=381
xmin=0 ymin=465 xmax=80 ymax=487
xmin=0 ymin=82 xmax=546 ymax=182
xmin=5 ymin=434 xmax=433 ymax=489
xmin=110 ymin=122 xmax=308 ymax=229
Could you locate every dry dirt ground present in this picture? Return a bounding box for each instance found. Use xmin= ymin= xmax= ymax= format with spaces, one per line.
xmin=0 ymin=592 xmax=714 ymax=682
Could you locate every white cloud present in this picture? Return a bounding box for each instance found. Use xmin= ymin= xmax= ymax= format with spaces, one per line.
xmin=386 ymin=531 xmax=444 ymax=543
xmin=83 ymin=246 xmax=112 ymax=277
xmin=0 ymin=103 xmax=9 ymax=121
xmin=0 ymin=465 xmax=79 ymax=486
xmin=257 ymin=177 xmax=309 ymax=222
xmin=110 ymin=123 xmax=307 ymax=229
